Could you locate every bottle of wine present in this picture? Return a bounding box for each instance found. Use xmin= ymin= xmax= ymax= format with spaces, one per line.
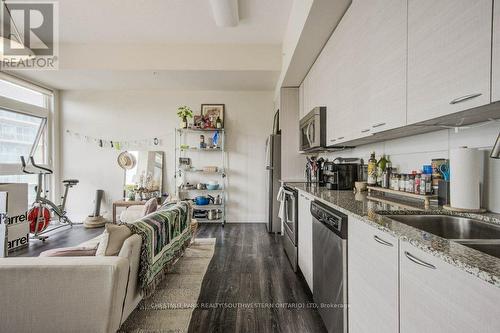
xmin=367 ymin=152 xmax=377 ymax=185
xmin=216 ymin=116 xmax=222 ymax=129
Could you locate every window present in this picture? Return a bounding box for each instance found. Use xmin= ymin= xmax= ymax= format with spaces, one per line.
xmin=0 ymin=79 xmax=46 ymax=108
xmin=0 ymin=109 xmax=47 ymax=164
xmin=0 ymin=75 xmax=54 ymax=203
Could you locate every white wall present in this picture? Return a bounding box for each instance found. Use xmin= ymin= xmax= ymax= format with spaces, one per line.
xmin=60 ymin=90 xmax=274 ymax=223
xmin=318 ymin=121 xmax=500 ymax=213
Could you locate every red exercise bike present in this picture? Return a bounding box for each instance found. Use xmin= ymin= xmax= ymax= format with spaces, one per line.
xmin=21 ymin=156 xmax=79 ymax=241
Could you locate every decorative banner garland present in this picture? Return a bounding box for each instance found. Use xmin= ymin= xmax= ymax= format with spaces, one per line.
xmin=65 ymin=129 xmax=171 ymax=151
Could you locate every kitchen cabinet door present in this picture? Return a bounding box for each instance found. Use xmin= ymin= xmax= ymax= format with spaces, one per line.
xmin=297 ymin=191 xmax=313 ymax=291
xmin=400 ymin=241 xmax=500 ymax=333
xmin=493 ymin=1 xmax=500 ymax=102
xmin=407 ymin=0 xmax=492 ymax=124
xmin=348 ymin=218 xmax=399 ymax=333
xmin=325 ymin=3 xmax=360 ymax=146
xmin=356 ymin=0 xmax=407 ymax=136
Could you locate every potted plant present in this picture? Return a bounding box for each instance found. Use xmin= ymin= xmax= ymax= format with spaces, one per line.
xmin=177 ymin=105 xmax=193 ymax=129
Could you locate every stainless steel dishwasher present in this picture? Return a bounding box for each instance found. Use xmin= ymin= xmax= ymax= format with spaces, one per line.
xmin=311 ymin=200 xmax=348 ymax=333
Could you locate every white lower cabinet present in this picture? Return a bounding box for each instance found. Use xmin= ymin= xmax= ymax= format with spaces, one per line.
xmin=348 ymin=217 xmax=399 ymax=333
xmin=297 ymin=191 xmax=313 ymax=291
xmin=400 ymin=241 xmax=500 ymax=333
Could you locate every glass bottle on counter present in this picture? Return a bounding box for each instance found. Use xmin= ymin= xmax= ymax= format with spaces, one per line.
xmin=367 ymin=152 xmax=377 ymax=186
xmin=376 ymin=155 xmax=388 ymax=187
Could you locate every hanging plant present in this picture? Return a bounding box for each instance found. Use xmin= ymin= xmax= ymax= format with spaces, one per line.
xmin=177 ymin=106 xmax=193 ymax=128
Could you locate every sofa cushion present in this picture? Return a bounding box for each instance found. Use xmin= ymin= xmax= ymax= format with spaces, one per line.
xmin=96 ymin=224 xmax=132 ymax=256
xmin=39 ymin=246 xmax=97 ymax=257
xmin=143 ymin=198 xmax=158 ymax=215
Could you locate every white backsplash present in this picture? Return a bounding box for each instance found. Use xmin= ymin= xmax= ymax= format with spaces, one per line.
xmin=319 ymin=121 xmax=500 ymax=213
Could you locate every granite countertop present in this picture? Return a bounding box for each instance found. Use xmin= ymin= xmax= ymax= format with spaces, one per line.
xmin=290 ymin=183 xmax=500 ymax=287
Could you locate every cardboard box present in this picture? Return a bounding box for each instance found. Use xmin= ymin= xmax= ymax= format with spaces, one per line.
xmin=0 ymin=192 xmax=7 ymax=257
xmin=0 ymin=184 xmax=29 ymax=252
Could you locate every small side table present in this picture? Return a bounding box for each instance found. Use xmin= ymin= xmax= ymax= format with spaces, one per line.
xmin=112 ymin=200 xmax=145 ymax=223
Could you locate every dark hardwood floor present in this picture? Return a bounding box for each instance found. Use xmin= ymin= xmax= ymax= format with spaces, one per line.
xmin=8 ymin=222 xmax=326 ymax=332
xmin=9 ymin=224 xmax=103 ymax=257
xmin=189 ymin=223 xmax=326 ymax=333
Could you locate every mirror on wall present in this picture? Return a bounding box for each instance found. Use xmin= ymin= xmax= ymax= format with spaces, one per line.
xmin=119 ymin=151 xmax=164 ymax=200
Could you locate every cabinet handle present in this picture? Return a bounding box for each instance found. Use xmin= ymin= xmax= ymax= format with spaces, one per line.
xmin=361 ymin=129 xmax=371 ymax=133
xmin=404 ymin=251 xmax=436 ymax=270
xmin=372 ymin=122 xmax=386 ymax=128
xmin=373 ymin=235 xmax=393 ymax=247
xmin=330 ymin=139 xmax=337 ymax=142
xmin=450 ymin=93 xmax=482 ymax=105
xmin=337 ymin=136 xmax=345 ymax=140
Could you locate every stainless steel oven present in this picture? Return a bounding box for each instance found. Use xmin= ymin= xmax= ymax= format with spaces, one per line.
xmin=282 ymin=186 xmax=298 ymax=271
xmin=300 ymin=107 xmax=326 ymax=151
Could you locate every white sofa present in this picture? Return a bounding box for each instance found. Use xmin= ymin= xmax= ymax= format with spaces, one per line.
xmin=0 ymin=233 xmax=143 ymax=333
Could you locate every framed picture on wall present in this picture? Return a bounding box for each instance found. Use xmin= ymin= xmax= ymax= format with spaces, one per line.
xmin=201 ymin=104 xmax=224 ymax=128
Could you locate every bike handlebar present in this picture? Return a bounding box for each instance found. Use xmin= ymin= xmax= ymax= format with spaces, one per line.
xmin=20 ymin=156 xmax=53 ymax=174
xmin=30 ymin=156 xmax=53 ymax=174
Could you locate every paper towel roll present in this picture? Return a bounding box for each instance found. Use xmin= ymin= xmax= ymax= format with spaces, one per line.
xmin=450 ymin=147 xmax=481 ymax=210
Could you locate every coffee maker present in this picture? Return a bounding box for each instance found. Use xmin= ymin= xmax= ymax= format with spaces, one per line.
xmin=322 ymin=158 xmax=361 ymax=190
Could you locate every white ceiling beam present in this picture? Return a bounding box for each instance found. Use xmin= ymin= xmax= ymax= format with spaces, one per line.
xmin=56 ymin=43 xmax=281 ymax=71
xmin=209 ymin=0 xmax=239 ymax=27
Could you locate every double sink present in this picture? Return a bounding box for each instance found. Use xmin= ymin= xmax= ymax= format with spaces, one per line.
xmin=386 ymin=215 xmax=500 ymax=259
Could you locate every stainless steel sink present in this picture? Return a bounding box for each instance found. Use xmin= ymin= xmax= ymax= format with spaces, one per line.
xmin=386 ymin=215 xmax=500 ymax=240
xmin=457 ymin=242 xmax=500 ymax=259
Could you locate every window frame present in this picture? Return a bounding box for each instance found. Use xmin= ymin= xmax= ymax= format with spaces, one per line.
xmin=0 ymin=75 xmax=54 ymax=177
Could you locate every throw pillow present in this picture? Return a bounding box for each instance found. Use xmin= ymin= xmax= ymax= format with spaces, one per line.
xmin=143 ymin=198 xmax=158 ymax=215
xmin=96 ymin=223 xmax=132 ymax=256
xmin=39 ymin=247 xmax=97 ymax=257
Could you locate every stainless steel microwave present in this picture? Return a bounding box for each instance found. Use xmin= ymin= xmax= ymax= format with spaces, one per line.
xmin=300 ymin=107 xmax=326 ymax=151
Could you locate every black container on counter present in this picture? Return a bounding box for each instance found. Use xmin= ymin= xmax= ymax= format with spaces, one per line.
xmin=438 ymin=180 xmax=450 ymax=206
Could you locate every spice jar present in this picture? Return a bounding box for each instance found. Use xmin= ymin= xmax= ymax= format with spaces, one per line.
xmin=399 ymin=174 xmax=406 ymax=192
xmin=390 ymin=174 xmax=399 ymax=191
xmin=414 ymin=173 xmax=421 ymax=194
xmin=407 ymin=174 xmax=415 ymax=192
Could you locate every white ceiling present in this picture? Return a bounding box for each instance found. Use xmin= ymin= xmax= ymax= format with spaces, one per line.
xmin=58 ymin=0 xmax=291 ymax=44
xmin=17 ymin=69 xmax=279 ymax=90
xmin=11 ymin=0 xmax=292 ymax=90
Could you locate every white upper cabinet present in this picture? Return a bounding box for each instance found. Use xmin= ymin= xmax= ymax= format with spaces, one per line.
xmin=348 ymin=218 xmax=399 ymax=333
xmin=303 ymin=0 xmax=407 ymax=145
xmin=325 ymin=2 xmax=359 ymax=145
xmin=400 ymin=241 xmax=500 ymax=333
xmin=356 ymin=0 xmax=407 ymax=135
xmin=493 ymin=1 xmax=500 ymax=102
xmin=407 ymin=0 xmax=492 ymax=124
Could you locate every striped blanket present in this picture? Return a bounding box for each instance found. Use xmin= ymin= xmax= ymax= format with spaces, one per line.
xmin=125 ymin=201 xmax=192 ymax=297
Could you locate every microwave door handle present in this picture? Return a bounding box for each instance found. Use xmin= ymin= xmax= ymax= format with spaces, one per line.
xmin=306 ymin=122 xmax=313 ymax=146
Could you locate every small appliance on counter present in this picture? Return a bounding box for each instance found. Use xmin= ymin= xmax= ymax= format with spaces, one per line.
xmin=322 ymin=157 xmax=361 ymax=190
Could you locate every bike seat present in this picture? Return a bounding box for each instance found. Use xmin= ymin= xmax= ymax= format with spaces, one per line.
xmin=63 ymin=179 xmax=79 ymax=185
